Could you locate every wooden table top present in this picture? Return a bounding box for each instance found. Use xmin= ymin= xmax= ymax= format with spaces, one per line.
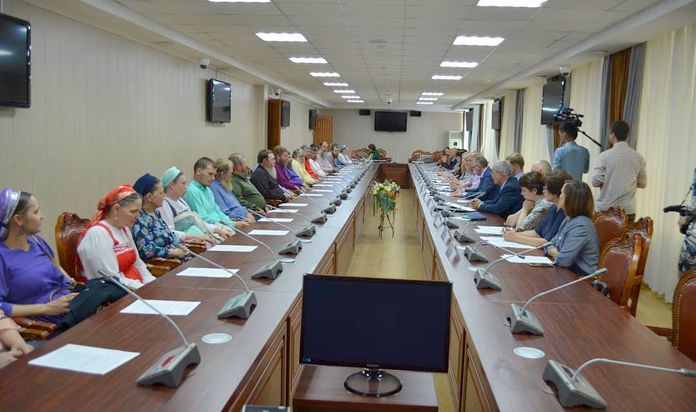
xmin=0 ymin=164 xmax=379 ymax=412
xmin=409 ymin=163 xmax=696 ymax=411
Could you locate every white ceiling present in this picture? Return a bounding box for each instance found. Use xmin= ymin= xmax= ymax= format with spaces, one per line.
xmin=26 ymin=0 xmax=696 ymax=110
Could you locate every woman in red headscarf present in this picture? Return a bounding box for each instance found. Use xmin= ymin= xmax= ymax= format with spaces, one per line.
xmin=77 ymin=186 xmax=155 ymax=289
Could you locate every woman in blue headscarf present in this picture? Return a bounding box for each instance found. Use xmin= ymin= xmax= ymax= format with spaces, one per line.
xmin=336 ymin=145 xmax=353 ymax=167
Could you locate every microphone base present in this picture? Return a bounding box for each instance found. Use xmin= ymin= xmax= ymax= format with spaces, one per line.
xmin=445 ymin=217 xmax=462 ymax=229
xmin=279 ymin=239 xmax=302 ymax=255
xmin=473 ymin=269 xmax=502 ymax=290
xmin=543 ymin=360 xmax=607 ymax=409
xmin=136 ymin=343 xmax=200 ymax=388
xmin=331 ymin=199 xmax=342 ymax=206
xmin=463 ymin=246 xmax=489 ymax=263
xmin=217 ymin=291 xmax=257 ymax=319
xmin=339 ymin=192 xmax=349 ymax=200
xmin=323 ymin=205 xmax=337 ymax=214
xmin=311 ymin=214 xmax=328 ymax=224
xmin=454 ymin=229 xmax=475 ymax=243
xmin=296 ymin=225 xmax=316 ymax=238
xmin=507 ymin=303 xmax=544 ymax=335
xmin=251 ymin=260 xmax=283 ymax=280
xmin=441 ymin=210 xmax=453 ymax=218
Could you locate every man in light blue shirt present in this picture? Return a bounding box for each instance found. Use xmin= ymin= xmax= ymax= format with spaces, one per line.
xmin=552 ymin=122 xmax=590 ymax=181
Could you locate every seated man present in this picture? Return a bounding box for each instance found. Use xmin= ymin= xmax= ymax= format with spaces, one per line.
xmin=506 ymin=152 xmax=525 ymax=180
xmin=252 ymin=149 xmax=293 ymax=203
xmin=455 ymin=155 xmax=496 ymax=201
xmin=273 ymin=146 xmax=306 ymax=191
xmin=229 ymin=153 xmax=269 ymax=213
xmin=316 ymin=141 xmax=335 ymax=173
xmin=531 ymin=159 xmax=552 ymax=177
xmin=183 ymin=157 xmax=240 ymax=230
xmin=211 ymin=158 xmax=255 ymax=223
xmin=471 ymin=161 xmax=524 ymax=219
xmin=292 ymin=148 xmax=316 ymax=186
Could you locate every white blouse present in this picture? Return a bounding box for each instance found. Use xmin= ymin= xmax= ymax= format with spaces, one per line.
xmin=77 ymin=221 xmax=155 ymax=289
xmin=338 ymin=153 xmax=353 ymax=165
xmin=157 ymin=196 xmax=217 ymax=240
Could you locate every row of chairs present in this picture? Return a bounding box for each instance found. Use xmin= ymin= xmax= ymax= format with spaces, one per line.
xmin=410 ymin=150 xmax=442 ymax=163
xmin=353 ymin=147 xmax=389 ymax=161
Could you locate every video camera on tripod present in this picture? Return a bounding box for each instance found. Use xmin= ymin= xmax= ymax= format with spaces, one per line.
xmin=553 ymin=106 xmax=584 ymax=128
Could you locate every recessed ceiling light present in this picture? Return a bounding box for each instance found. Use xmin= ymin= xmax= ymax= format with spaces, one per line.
xmin=341 ymin=95 xmax=360 ymax=99
xmin=419 ymin=97 xmax=438 ymax=101
xmin=256 ymin=32 xmax=307 ymax=42
xmin=432 ymin=75 xmax=463 ymax=80
xmin=310 ymin=72 xmax=340 ymax=77
xmin=477 ymin=0 xmax=547 ymax=7
xmin=422 ymin=92 xmax=444 ymax=96
xmin=417 ymin=102 xmax=434 ymax=105
xmin=333 ymin=89 xmax=355 ymax=94
xmin=348 ymin=100 xmax=364 ymax=103
xmin=453 ymin=35 xmax=504 ymax=46
xmin=324 ymin=82 xmax=349 ymax=87
xmin=289 ymin=57 xmax=327 ymax=64
xmin=440 ymin=61 xmax=479 ymax=68
xmin=210 ymin=0 xmax=271 ymax=2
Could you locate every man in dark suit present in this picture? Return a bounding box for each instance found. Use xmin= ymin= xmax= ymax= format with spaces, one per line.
xmin=251 ymin=149 xmax=292 ymax=202
xmin=471 ymin=161 xmax=524 ymax=219
xmin=467 ymin=155 xmax=498 ymax=201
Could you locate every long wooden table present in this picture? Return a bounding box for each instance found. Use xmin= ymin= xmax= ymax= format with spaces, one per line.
xmin=0 ymin=163 xmax=378 ymax=412
xmin=410 ymin=163 xmax=696 ymax=411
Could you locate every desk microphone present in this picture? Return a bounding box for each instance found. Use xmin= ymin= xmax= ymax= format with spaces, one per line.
xmin=507 ymin=268 xmax=607 ymax=335
xmin=181 ymin=246 xmax=257 ymax=319
xmin=302 ymin=191 xmax=336 ymax=214
xmin=461 ymin=238 xmax=489 ymax=263
xmin=231 ymin=227 xmax=284 ymax=280
xmin=248 ymin=210 xmax=302 ymax=255
xmin=266 ymin=205 xmax=319 ymax=235
xmin=473 ymin=242 xmax=551 ymax=290
xmin=453 ymin=222 xmax=476 ymax=243
xmin=97 ymin=270 xmax=200 ymax=388
xmin=543 ymin=357 xmax=696 ymax=409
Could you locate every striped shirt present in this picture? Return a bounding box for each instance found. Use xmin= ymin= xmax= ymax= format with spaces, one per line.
xmin=592 ymin=142 xmax=647 ymax=214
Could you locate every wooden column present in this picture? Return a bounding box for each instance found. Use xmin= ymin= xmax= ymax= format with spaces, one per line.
xmin=268 ymin=99 xmax=281 ymax=149
xmin=313 ymin=114 xmax=333 ymax=145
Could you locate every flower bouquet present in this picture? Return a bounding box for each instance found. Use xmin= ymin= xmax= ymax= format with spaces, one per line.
xmin=372 ymin=179 xmax=400 ymax=238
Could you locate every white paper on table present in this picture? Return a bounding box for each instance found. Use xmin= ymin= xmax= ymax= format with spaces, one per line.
xmin=120 ymin=299 xmax=200 ymax=316
xmin=268 ymin=209 xmax=298 ymax=214
xmin=259 ymin=218 xmax=294 ymax=223
xmin=502 ymin=255 xmax=554 ymax=265
xmin=248 ymin=229 xmax=289 ymax=236
xmin=445 ymin=202 xmax=475 ymax=212
xmin=480 ymin=237 xmax=535 ymax=250
xmin=474 ymin=226 xmax=505 ymax=235
xmin=456 ymin=199 xmax=471 ymax=204
xmin=176 ymin=267 xmax=240 ymax=278
xmin=208 ymin=245 xmax=257 ymax=252
xmin=313 ymin=184 xmax=334 ymax=187
xmin=312 ymin=189 xmax=334 ymax=193
xmin=29 ymin=344 xmax=139 ymax=375
xmin=299 ymin=194 xmax=324 ymax=197
xmin=280 ymin=203 xmax=307 ymax=207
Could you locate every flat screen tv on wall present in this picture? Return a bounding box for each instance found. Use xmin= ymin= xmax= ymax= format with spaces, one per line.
xmin=281 ymin=100 xmax=291 ymax=128
xmin=374 ymin=111 xmax=407 ymax=132
xmin=206 ymin=78 xmax=231 ymax=123
xmin=540 ymin=79 xmax=565 ymax=125
xmin=0 ymin=14 xmax=31 ymax=108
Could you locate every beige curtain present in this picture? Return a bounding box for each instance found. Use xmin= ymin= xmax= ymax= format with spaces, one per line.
xmin=519 ymin=80 xmax=550 ymax=166
xmin=498 ymin=90 xmax=517 ymax=160
xmin=481 ymin=100 xmax=499 ymax=162
xmin=635 ymin=24 xmax=696 ymax=301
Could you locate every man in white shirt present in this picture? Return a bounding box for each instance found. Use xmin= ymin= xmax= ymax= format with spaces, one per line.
xmin=592 ymin=120 xmax=647 ymax=221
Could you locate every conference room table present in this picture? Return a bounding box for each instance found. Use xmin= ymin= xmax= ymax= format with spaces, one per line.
xmin=410 ymin=163 xmax=696 ymax=411
xmin=0 ymin=162 xmax=378 ymax=412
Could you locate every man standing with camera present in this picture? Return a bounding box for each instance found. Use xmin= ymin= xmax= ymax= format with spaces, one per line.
xmin=552 ymin=122 xmax=590 ymax=181
xmin=591 ymin=120 xmax=647 ymax=222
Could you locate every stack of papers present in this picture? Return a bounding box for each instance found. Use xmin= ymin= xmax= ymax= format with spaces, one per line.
xmin=300 ymin=193 xmax=323 ymax=197
xmin=121 ymin=300 xmax=200 ymax=316
xmin=474 ymin=226 xmax=505 ymax=235
xmin=259 ymin=217 xmax=294 ymax=223
xmin=280 ymin=203 xmax=307 ymax=207
xmin=248 ymin=229 xmax=289 ymax=236
xmin=480 ymin=236 xmax=535 ymax=250
xmin=268 ymin=208 xmax=298 ymax=214
xmin=29 ymin=344 xmax=139 ymax=375
xmin=177 ymin=267 xmax=240 ymax=278
xmin=208 ymin=245 xmax=257 ymax=252
xmin=502 ymin=255 xmax=554 ymax=265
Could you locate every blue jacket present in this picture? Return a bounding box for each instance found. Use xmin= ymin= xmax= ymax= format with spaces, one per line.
xmin=472 ymin=167 xmax=497 ymax=201
xmin=547 ymin=215 xmax=599 ymax=276
xmin=477 ymin=178 xmax=524 ymax=219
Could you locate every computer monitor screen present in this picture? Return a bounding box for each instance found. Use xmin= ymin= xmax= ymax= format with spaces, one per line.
xmin=300 ymin=275 xmax=451 ymax=372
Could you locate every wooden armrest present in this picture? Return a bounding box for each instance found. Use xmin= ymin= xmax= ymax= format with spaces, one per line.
xmin=147 ymin=264 xmax=171 ymax=277
xmin=146 ymin=257 xmax=181 ymax=269
xmin=12 ymin=317 xmax=57 ymax=332
xmin=19 ymin=327 xmax=52 ymax=341
xmin=647 ymin=326 xmax=673 ymax=338
xmin=183 ymin=242 xmax=206 ymax=254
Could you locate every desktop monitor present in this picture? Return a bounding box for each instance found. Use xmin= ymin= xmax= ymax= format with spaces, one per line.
xmin=300 ymin=274 xmax=452 ymax=397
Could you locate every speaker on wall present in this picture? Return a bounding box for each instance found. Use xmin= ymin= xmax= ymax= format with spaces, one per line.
xmin=409 ymin=111 xmax=422 ymax=117
xmin=359 ymin=109 xmax=371 ymax=116
xmin=309 ymin=108 xmax=316 ymax=130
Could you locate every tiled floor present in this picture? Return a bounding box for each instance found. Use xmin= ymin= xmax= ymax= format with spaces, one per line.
xmin=346 ymin=189 xmax=672 ymax=412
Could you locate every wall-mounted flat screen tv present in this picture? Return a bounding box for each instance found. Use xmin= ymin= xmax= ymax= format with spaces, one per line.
xmin=0 ymin=14 xmax=31 ymax=108
xmin=206 ymin=78 xmax=231 ymax=123
xmin=374 ymin=111 xmax=407 ymax=132
xmin=541 ymin=79 xmax=565 ymax=125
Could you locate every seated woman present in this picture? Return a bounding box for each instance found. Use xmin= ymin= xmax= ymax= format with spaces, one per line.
xmin=546 ymin=181 xmax=600 ymax=276
xmin=503 ymin=170 xmax=571 ymax=246
xmin=210 ymin=159 xmax=255 ymax=223
xmin=158 ymin=166 xmax=229 ymax=244
xmin=505 ymin=171 xmax=551 ymax=231
xmin=0 ymin=311 xmax=33 ymax=369
xmin=0 ymin=188 xmax=78 ymax=325
xmin=291 ymin=148 xmax=316 ymax=186
xmin=367 ymin=143 xmax=381 ymax=160
xmin=77 ymin=185 xmax=156 ymax=289
xmin=336 ymin=145 xmax=353 ymax=167
xmin=131 ymin=174 xmax=189 ymax=261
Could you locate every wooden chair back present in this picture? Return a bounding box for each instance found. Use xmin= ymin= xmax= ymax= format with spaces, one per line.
xmin=672 ymin=270 xmax=696 ymax=361
xmin=431 ymin=151 xmax=442 ymax=163
xmin=410 ymin=150 xmax=426 ymax=161
xmin=593 ymin=206 xmax=628 ymax=254
xmin=352 ymin=148 xmax=369 ymax=159
xmin=597 ymin=233 xmax=642 ymax=311
xmin=54 ymin=212 xmax=89 ymax=283
xmin=625 ymin=217 xmax=654 ymax=316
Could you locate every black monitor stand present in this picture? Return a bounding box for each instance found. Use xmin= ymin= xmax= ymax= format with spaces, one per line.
xmin=344 ymin=368 xmax=402 ymax=397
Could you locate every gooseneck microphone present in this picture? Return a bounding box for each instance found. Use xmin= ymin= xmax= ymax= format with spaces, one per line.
xmin=473 ymin=242 xmax=552 ymax=290
xmin=302 ymin=190 xmax=336 ymax=214
xmin=248 ymin=210 xmax=302 ymax=255
xmin=507 ymin=268 xmax=608 ymax=335
xmin=265 ymin=205 xmax=318 ymax=237
xmin=543 ymin=357 xmax=696 ymax=409
xmin=97 ymin=270 xmax=200 ymax=387
xmin=231 ymin=227 xmax=284 ymax=280
xmin=181 ymin=246 xmax=257 ymax=319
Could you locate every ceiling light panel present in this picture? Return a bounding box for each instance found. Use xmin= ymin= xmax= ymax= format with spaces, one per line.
xmin=417 ymin=102 xmax=434 ymax=105
xmin=256 ymin=32 xmax=308 ymax=42
xmin=310 ymin=72 xmax=340 ymax=77
xmin=419 ymin=97 xmax=438 ymax=101
xmin=289 ymin=57 xmax=327 ymax=64
xmin=347 ymin=100 xmax=364 ymax=103
xmin=333 ymin=90 xmax=355 ymax=94
xmin=210 ymin=0 xmax=271 ymax=2
xmin=422 ymin=92 xmax=444 ymax=96
xmin=432 ymin=75 xmax=463 ymax=80
xmin=476 ymin=0 xmax=547 ymax=7
xmin=323 ymin=82 xmax=349 ymax=87
xmin=341 ymin=95 xmax=360 ymax=99
xmin=453 ymin=36 xmax=505 ymax=46
xmin=440 ymin=61 xmax=479 ymax=68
